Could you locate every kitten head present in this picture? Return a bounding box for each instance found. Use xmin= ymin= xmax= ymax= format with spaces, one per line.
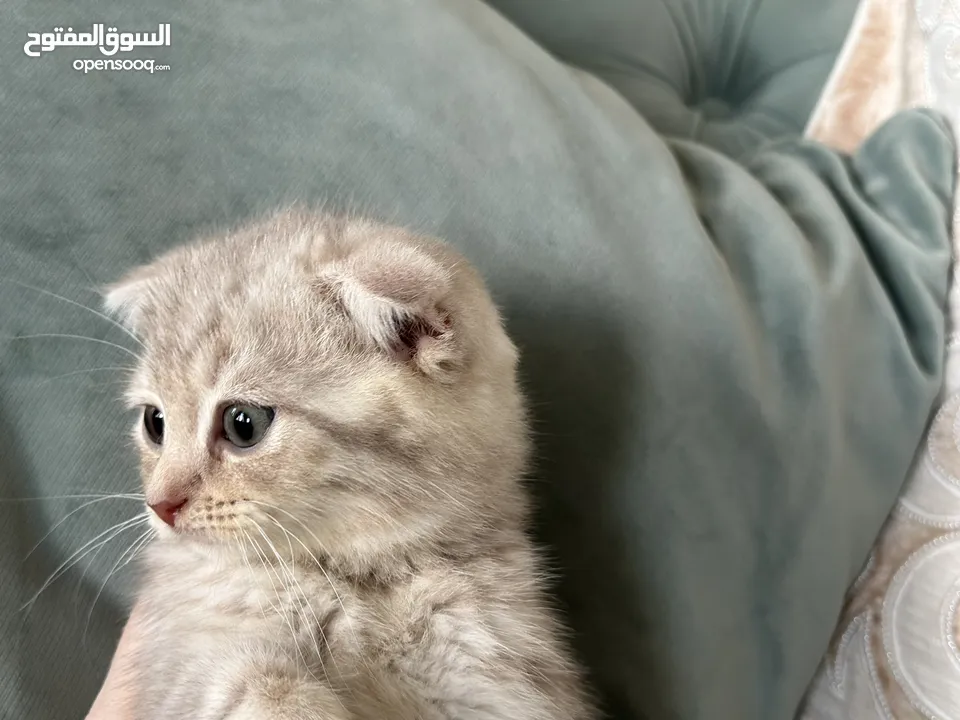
xmin=104 ymin=210 xmax=529 ymax=573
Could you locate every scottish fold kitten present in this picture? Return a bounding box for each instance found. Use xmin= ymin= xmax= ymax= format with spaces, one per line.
xmin=102 ymin=210 xmax=596 ymax=719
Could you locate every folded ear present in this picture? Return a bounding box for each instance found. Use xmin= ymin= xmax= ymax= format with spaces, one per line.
xmin=321 ymin=240 xmax=465 ymax=382
xmin=101 ymin=264 xmax=159 ymax=334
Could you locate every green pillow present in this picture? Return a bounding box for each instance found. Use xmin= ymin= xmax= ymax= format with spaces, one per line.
xmin=487 ymin=0 xmax=863 ymax=158
xmin=0 ymin=0 xmax=953 ymax=718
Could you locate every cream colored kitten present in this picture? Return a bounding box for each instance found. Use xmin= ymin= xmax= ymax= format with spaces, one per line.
xmin=103 ymin=209 xmax=596 ymax=719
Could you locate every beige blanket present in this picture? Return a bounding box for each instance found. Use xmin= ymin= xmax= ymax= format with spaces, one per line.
xmin=801 ymin=1 xmax=960 ymax=717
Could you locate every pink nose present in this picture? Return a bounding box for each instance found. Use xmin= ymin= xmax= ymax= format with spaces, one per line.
xmin=149 ymin=498 xmax=188 ymax=527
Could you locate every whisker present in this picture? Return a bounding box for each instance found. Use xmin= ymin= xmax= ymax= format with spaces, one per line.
xmin=37 ymin=366 xmax=135 ymax=386
xmin=4 ymin=334 xmax=140 ymax=360
xmin=249 ymin=503 xmax=380 ymax=695
xmin=73 ymin=267 xmax=100 ymax=294
xmin=252 ymin=527 xmax=324 ymax=653
xmin=115 ymin=530 xmax=152 ymax=574
xmin=261 ymin=518 xmax=360 ymax=680
xmin=236 ymin=532 xmax=289 ymax=666
xmin=0 ymin=279 xmax=144 ymax=349
xmin=236 ymin=533 xmax=275 ymax=627
xmin=252 ymin=521 xmax=347 ymax=703
xmin=21 ymin=513 xmax=148 ymax=612
xmin=68 ymin=504 xmax=147 ymax=600
xmin=239 ymin=529 xmax=284 ymax=620
xmin=74 ymin=520 xmax=126 ymax=606
xmin=0 ymin=493 xmax=144 ymax=503
xmin=245 ymin=530 xmax=310 ymax=685
xmin=84 ymin=528 xmax=154 ymax=641
xmin=24 ymin=494 xmax=146 ymax=560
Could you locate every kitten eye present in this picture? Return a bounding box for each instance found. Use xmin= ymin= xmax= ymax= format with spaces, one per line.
xmin=222 ymin=405 xmax=275 ymax=448
xmin=143 ymin=406 xmax=165 ymax=445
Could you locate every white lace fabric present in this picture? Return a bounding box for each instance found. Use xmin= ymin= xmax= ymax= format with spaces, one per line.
xmin=800 ymin=1 xmax=960 ymax=717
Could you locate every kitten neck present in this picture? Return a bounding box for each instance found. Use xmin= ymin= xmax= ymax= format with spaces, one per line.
xmin=322 ymin=504 xmax=530 ymax=586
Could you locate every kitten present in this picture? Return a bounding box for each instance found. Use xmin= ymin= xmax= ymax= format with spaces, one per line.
xmin=102 ymin=209 xmax=597 ymax=719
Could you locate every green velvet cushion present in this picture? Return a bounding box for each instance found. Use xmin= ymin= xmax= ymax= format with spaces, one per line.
xmin=488 ymin=0 xmax=860 ymax=158
xmin=0 ymin=0 xmax=954 ymax=719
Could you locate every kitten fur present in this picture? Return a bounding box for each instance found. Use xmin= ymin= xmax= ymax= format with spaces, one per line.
xmin=103 ymin=209 xmax=597 ymax=719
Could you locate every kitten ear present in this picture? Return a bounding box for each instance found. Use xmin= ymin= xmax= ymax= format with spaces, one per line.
xmin=322 ymin=241 xmax=465 ymax=382
xmin=101 ymin=264 xmax=157 ymax=333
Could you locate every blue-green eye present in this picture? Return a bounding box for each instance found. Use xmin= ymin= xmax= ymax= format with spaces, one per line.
xmin=143 ymin=406 xmax=164 ymax=445
xmin=222 ymin=405 xmax=275 ymax=448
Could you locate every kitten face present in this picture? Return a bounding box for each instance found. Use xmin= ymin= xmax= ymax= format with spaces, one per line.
xmin=104 ymin=211 xmax=528 ymax=568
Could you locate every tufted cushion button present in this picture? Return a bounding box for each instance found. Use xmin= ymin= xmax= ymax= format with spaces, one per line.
xmin=695 ymin=97 xmax=736 ymax=121
xmin=485 ymin=0 xmax=861 ymax=159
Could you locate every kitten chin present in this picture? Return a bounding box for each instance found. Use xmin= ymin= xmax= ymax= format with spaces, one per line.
xmin=106 ymin=208 xmax=598 ymax=720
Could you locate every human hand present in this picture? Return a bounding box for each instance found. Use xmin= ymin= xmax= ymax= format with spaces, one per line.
xmin=85 ymin=603 xmax=141 ymax=720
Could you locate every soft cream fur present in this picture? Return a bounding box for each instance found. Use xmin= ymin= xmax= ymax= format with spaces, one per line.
xmin=103 ymin=209 xmax=596 ymax=719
